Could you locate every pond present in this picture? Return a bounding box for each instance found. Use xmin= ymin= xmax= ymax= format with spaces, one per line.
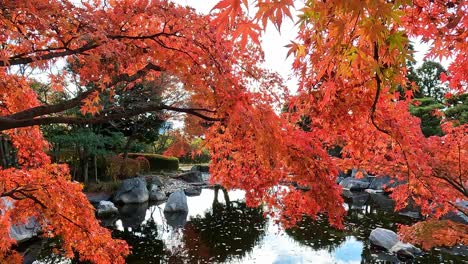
xmin=25 ymin=188 xmax=467 ymax=264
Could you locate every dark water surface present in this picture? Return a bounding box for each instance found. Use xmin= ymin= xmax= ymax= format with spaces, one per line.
xmin=27 ymin=189 xmax=467 ymax=264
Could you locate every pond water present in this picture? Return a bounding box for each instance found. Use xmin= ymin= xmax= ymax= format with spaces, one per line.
xmin=26 ymin=188 xmax=467 ymax=264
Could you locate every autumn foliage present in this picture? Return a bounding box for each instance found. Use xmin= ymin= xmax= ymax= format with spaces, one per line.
xmin=0 ymin=0 xmax=467 ymax=263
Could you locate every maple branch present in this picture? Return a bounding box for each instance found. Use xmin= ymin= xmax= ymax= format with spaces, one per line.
xmin=370 ymin=42 xmax=390 ymax=135
xmin=0 ymin=42 xmax=100 ymax=67
xmin=5 ymin=63 xmax=164 ymax=120
xmin=0 ymin=104 xmax=222 ymax=131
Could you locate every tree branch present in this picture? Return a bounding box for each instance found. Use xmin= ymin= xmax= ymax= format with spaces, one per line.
xmin=6 ymin=63 xmax=164 ymax=120
xmin=0 ymin=103 xmax=222 ymax=131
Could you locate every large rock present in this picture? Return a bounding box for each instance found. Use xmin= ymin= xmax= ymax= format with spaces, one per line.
xmin=441 ymin=200 xmax=468 ymax=224
xmin=370 ymin=228 xmax=421 ymax=259
xmin=184 ymin=187 xmax=202 ymax=196
xmin=191 ymin=165 xmax=209 ymax=173
xmin=2 ymin=198 xmax=40 ymax=243
xmin=113 ymin=177 xmax=149 ymax=204
xmin=370 ymin=228 xmax=400 ymax=250
xmin=173 ymin=171 xmax=203 ymax=183
xmin=368 ymin=175 xmax=405 ymax=192
xmin=10 ymin=218 xmax=40 ymax=243
xmin=149 ymin=184 xmax=166 ymax=201
xmin=164 ymin=190 xmax=188 ymax=213
xmin=340 ymin=177 xmax=370 ymax=191
xmin=96 ymin=201 xmax=118 ymax=217
xmin=86 ymin=192 xmax=112 ymax=204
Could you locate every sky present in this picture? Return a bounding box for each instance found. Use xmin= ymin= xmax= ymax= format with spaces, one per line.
xmin=173 ymin=0 xmax=451 ymax=94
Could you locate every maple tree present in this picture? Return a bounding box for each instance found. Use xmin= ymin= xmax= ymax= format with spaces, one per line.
xmin=0 ymin=0 xmax=467 ymax=263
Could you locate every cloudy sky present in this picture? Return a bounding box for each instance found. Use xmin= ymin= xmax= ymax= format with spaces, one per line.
xmin=173 ymin=0 xmax=451 ymax=93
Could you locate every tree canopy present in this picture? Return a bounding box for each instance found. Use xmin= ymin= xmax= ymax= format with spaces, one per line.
xmin=0 ymin=0 xmax=467 ymax=263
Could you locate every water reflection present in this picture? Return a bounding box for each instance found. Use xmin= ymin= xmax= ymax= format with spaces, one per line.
xmin=26 ymin=188 xmax=467 ymax=264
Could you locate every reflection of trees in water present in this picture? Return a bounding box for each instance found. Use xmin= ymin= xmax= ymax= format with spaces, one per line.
xmin=113 ymin=206 xmax=164 ymax=264
xmin=286 ymin=216 xmax=347 ymax=252
xmin=178 ymin=186 xmax=267 ymax=263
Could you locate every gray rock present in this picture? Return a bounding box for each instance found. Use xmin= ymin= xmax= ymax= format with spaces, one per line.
xmin=184 ymin=187 xmax=202 ymax=196
xmin=86 ymin=192 xmax=112 ymax=204
xmin=369 ymin=228 xmax=400 ymax=250
xmin=365 ymin=188 xmax=384 ymax=194
xmin=370 ymin=228 xmax=421 ymax=259
xmin=441 ymin=200 xmax=468 ymax=224
xmin=369 ymin=193 xmax=395 ymax=211
xmin=391 ymin=242 xmax=422 ymax=259
xmin=149 ymin=175 xmax=164 ymax=187
xmin=96 ymin=201 xmax=118 ymax=217
xmin=340 ymin=177 xmax=370 ymax=191
xmin=10 ymin=218 xmax=40 ymax=243
xmin=191 ymin=165 xmax=209 ymax=173
xmin=342 ymin=190 xmax=369 ymax=209
xmin=398 ymin=210 xmax=421 ymax=219
xmin=173 ymin=171 xmax=203 ymax=183
xmin=2 ymin=198 xmax=40 ymax=243
xmin=149 ymin=184 xmax=167 ymax=201
xmin=113 ymin=177 xmax=149 ymax=204
xmin=164 ymin=190 xmax=188 ymax=213
xmin=368 ymin=175 xmax=405 ymax=192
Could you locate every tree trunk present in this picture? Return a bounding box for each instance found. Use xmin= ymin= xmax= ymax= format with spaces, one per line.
xmin=119 ymin=135 xmax=135 ymax=177
xmin=82 ymin=146 xmax=89 ymax=184
xmin=93 ymin=154 xmax=98 ymax=183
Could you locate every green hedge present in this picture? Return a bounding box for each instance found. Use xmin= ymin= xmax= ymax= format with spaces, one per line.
xmin=127 ymin=153 xmax=179 ymax=171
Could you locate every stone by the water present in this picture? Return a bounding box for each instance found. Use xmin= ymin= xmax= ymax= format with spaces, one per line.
xmin=97 ymin=201 xmax=118 ymax=217
xmin=113 ymin=177 xmax=149 ymax=204
xmin=164 ymin=190 xmax=189 ymax=213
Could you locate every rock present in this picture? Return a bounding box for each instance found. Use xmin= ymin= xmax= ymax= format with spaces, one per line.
xmin=164 ymin=190 xmax=188 ymax=213
xmin=365 ymin=189 xmax=384 ymax=194
xmin=2 ymin=198 xmax=39 ymax=243
xmin=96 ymin=201 xmax=118 ymax=217
xmin=369 ymin=228 xmax=421 ymax=260
xmin=340 ymin=177 xmax=370 ymax=191
xmin=368 ymin=175 xmax=405 ymax=192
xmin=391 ymin=242 xmax=422 ymax=259
xmin=369 ymin=228 xmax=400 ymax=251
xmin=342 ymin=190 xmax=369 ymax=209
xmin=368 ymin=175 xmax=392 ymax=190
xmin=149 ymin=175 xmax=164 ymax=187
xmin=113 ymin=177 xmax=149 ymax=204
xmin=191 ymin=165 xmax=209 ymax=173
xmin=10 ymin=218 xmax=40 ymax=243
xmin=369 ymin=193 xmax=395 ymax=211
xmin=149 ymin=184 xmax=167 ymax=201
xmin=184 ymin=187 xmax=202 ymax=196
xmin=86 ymin=192 xmax=112 ymax=204
xmin=398 ymin=210 xmax=421 ymax=219
xmin=441 ymin=201 xmax=468 ymax=224
xmin=173 ymin=171 xmax=203 ymax=183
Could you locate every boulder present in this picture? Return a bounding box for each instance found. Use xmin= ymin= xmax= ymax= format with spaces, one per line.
xmin=113 ymin=177 xmax=149 ymax=204
xmin=342 ymin=190 xmax=369 ymax=209
xmin=441 ymin=200 xmax=468 ymax=224
xmin=184 ymin=187 xmax=202 ymax=196
xmin=173 ymin=171 xmax=203 ymax=183
xmin=149 ymin=184 xmax=166 ymax=201
xmin=368 ymin=175 xmax=405 ymax=192
xmin=340 ymin=177 xmax=370 ymax=191
xmin=96 ymin=201 xmax=118 ymax=217
xmin=191 ymin=165 xmax=209 ymax=173
xmin=2 ymin=198 xmax=40 ymax=243
xmin=369 ymin=228 xmax=400 ymax=250
xmin=86 ymin=192 xmax=112 ymax=204
xmin=369 ymin=228 xmax=421 ymax=259
xmin=164 ymin=190 xmax=188 ymax=213
xmin=10 ymin=218 xmax=40 ymax=243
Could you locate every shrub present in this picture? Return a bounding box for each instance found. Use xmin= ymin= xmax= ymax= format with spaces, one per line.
xmin=135 ymin=156 xmax=151 ymax=172
xmin=106 ymin=156 xmax=141 ymax=181
xmin=127 ymin=153 xmax=179 ymax=171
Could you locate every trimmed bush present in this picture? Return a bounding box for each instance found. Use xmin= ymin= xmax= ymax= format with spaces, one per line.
xmin=135 ymin=156 xmax=151 ymax=172
xmin=106 ymin=156 xmax=141 ymax=181
xmin=128 ymin=153 xmax=179 ymax=171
